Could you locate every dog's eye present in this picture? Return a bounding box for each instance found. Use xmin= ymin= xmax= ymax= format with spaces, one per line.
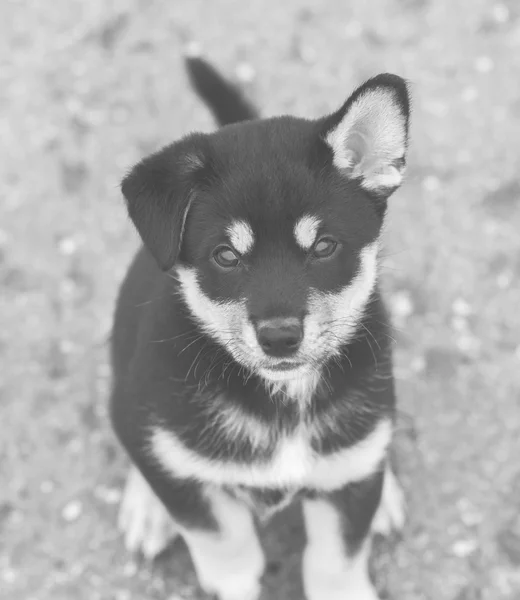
xmin=312 ymin=238 xmax=338 ymax=259
xmin=213 ymin=246 xmax=240 ymax=269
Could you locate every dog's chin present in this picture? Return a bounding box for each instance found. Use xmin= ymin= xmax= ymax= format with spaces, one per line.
xmin=258 ymin=363 xmax=310 ymax=383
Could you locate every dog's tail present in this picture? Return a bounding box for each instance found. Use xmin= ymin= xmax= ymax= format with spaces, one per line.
xmin=185 ymin=54 xmax=258 ymax=127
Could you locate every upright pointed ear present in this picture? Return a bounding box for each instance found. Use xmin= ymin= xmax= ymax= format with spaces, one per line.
xmin=121 ymin=133 xmax=209 ymax=271
xmin=323 ymin=74 xmax=410 ymax=195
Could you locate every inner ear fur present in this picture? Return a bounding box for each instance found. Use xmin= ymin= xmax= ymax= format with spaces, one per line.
xmin=121 ymin=133 xmax=209 ymax=271
xmin=323 ymin=74 xmax=411 ymax=195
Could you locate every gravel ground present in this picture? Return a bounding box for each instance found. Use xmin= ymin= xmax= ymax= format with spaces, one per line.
xmin=2 ymin=1 xmax=520 ymax=599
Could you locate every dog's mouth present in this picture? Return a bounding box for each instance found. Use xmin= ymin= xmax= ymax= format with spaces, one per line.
xmin=258 ymin=360 xmax=309 ymax=382
xmin=267 ymin=361 xmax=305 ymax=371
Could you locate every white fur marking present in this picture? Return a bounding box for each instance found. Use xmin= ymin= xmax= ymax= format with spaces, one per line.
xmin=227 ymin=220 xmax=255 ymax=255
xmin=307 ymin=241 xmax=379 ymax=351
xmin=176 ymin=266 xmax=246 ymax=354
xmin=294 ymin=215 xmax=321 ymax=250
xmin=303 ymin=500 xmax=379 ymax=600
xmin=326 ymin=88 xmax=406 ymax=191
xmin=372 ymin=466 xmax=406 ymax=536
xmin=182 ymin=487 xmax=264 ymax=600
xmin=118 ymin=467 xmax=178 ymax=559
xmin=206 ymin=400 xmax=272 ymax=452
xmin=261 ymin=367 xmax=322 ymax=407
xmin=150 ymin=418 xmax=392 ymax=491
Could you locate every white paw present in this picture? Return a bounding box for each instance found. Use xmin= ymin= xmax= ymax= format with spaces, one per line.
xmin=201 ymin=577 xmax=262 ymax=600
xmin=371 ymin=466 xmax=406 ymax=537
xmin=303 ymin=566 xmax=380 ymax=600
xmin=349 ymin=581 xmax=381 ymax=600
xmin=118 ymin=466 xmax=178 ymax=559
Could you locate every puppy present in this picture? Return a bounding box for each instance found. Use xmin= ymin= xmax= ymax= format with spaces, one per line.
xmin=110 ymin=54 xmax=410 ymax=600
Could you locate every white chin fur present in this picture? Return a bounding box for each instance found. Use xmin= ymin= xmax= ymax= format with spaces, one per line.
xmin=259 ymin=364 xmax=309 ymax=382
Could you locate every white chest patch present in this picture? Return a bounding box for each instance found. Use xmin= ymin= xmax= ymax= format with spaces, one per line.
xmin=150 ymin=418 xmax=391 ymax=492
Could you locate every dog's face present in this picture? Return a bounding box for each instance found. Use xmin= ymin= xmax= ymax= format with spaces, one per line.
xmin=122 ymin=75 xmax=410 ymax=385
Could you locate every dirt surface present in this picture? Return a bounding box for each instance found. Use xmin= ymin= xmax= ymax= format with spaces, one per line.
xmin=2 ymin=0 xmax=520 ymax=599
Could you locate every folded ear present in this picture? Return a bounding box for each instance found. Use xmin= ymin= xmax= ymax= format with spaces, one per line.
xmin=121 ymin=134 xmax=209 ymax=270
xmin=323 ymin=74 xmax=410 ymax=195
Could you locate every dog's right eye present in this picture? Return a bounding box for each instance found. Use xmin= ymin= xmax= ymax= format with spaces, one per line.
xmin=213 ymin=246 xmax=240 ymax=269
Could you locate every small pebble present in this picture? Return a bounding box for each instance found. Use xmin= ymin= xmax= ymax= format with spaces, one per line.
xmin=297 ymin=44 xmax=317 ymax=64
xmin=492 ymin=3 xmax=510 ymax=24
xmin=452 ymin=298 xmax=472 ymax=318
xmin=456 ymin=498 xmax=483 ymax=527
xmin=40 ymin=480 xmax=54 ymax=494
xmin=451 ymin=538 xmax=478 ymax=557
xmin=422 ymin=175 xmax=441 ymax=192
xmin=497 ymin=271 xmax=512 ymax=289
xmin=58 ymin=237 xmax=78 ymax=256
xmin=457 ymin=498 xmax=484 ymax=527
xmin=451 ymin=316 xmax=468 ymax=332
xmin=94 ymin=486 xmax=121 ymax=505
xmin=62 ymin=500 xmax=82 ymax=522
xmin=2 ymin=568 xmax=17 ymax=584
xmin=461 ymin=87 xmax=478 ymax=103
xmin=391 ymin=290 xmax=414 ymax=322
xmin=123 ymin=562 xmax=138 ymax=577
xmin=456 ymin=334 xmax=481 ymax=357
xmin=183 ymin=40 xmax=201 ymax=57
xmin=474 ymin=56 xmax=494 ymax=73
xmin=411 ymin=355 xmax=426 ymax=373
xmin=235 ymin=63 xmax=256 ymax=83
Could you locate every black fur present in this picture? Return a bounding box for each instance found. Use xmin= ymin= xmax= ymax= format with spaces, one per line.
xmin=329 ymin=470 xmax=385 ymax=557
xmin=185 ymin=56 xmax=258 ymax=126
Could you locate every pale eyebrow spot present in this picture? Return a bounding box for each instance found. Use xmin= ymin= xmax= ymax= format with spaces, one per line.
xmin=226 ymin=220 xmax=255 ymax=255
xmin=294 ymin=215 xmax=321 ymax=250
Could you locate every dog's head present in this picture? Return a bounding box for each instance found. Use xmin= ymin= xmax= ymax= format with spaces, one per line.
xmin=122 ymin=74 xmax=410 ymax=386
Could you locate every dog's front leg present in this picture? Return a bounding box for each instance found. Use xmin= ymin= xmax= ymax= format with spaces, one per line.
xmin=119 ymin=463 xmax=264 ymax=600
xmin=180 ymin=485 xmax=265 ymax=600
xmin=302 ymin=469 xmax=384 ymax=600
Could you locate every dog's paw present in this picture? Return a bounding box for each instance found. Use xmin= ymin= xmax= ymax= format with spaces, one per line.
xmin=303 ymin=565 xmax=381 ymax=600
xmin=343 ymin=581 xmax=381 ymax=600
xmin=351 ymin=582 xmax=381 ymax=600
xmin=118 ymin=466 xmax=178 ymax=560
xmin=371 ymin=466 xmax=406 ymax=537
xmin=201 ymin=578 xmax=262 ymax=600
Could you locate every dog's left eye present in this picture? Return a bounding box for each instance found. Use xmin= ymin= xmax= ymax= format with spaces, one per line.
xmin=312 ymin=238 xmax=338 ymax=259
xmin=213 ymin=246 xmax=240 ymax=269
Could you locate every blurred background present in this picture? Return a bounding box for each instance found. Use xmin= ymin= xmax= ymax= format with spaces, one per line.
xmin=2 ymin=0 xmax=520 ymax=599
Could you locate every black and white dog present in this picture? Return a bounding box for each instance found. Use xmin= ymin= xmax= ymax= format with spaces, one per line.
xmin=110 ymin=54 xmax=410 ymax=600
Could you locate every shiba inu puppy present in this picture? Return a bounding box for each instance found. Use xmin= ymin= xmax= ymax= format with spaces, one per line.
xmin=110 ymin=53 xmax=410 ymax=600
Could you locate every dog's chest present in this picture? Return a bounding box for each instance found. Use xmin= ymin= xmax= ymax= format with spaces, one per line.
xmin=150 ymin=417 xmax=391 ymax=492
xmin=228 ymin=485 xmax=298 ymax=521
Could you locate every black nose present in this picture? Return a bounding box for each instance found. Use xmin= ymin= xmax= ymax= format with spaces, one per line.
xmin=256 ymin=318 xmax=303 ymax=357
